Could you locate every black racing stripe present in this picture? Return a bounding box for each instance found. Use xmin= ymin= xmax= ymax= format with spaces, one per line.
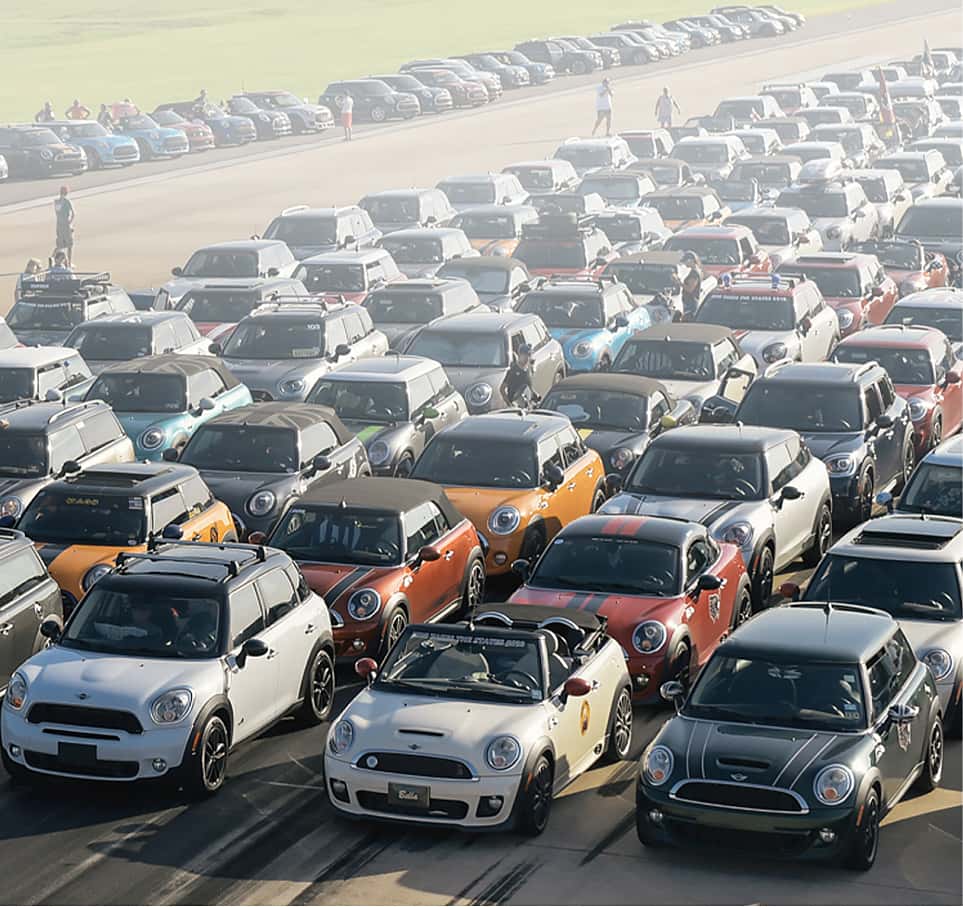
xmin=323 ymin=568 xmax=375 ymax=607
xmin=37 ymin=544 xmax=70 ymax=567
xmin=698 ymin=501 xmax=741 ymax=528
xmin=581 ymin=594 xmax=611 ymax=614
xmin=565 ymin=593 xmax=593 ymax=612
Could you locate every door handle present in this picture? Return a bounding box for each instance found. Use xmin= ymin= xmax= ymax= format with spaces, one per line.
xmin=443 ymin=550 xmax=455 ymax=560
xmin=304 ymin=623 xmax=317 ymax=635
xmin=0 ymin=623 xmax=13 ymax=636
xmin=191 ymin=532 xmax=202 ymax=541
xmin=591 ymin=679 xmax=601 ymax=690
xmin=567 ymin=482 xmax=576 ymax=490
xmin=34 ymin=603 xmax=43 ymax=618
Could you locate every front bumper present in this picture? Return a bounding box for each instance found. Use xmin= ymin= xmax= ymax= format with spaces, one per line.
xmin=829 ymin=474 xmax=862 ymax=521
xmin=154 ymin=136 xmax=190 ymax=157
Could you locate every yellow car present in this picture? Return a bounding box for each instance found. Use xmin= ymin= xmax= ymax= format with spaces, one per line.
xmin=410 ymin=411 xmax=607 ymax=575
xmin=17 ymin=463 xmax=235 ymax=613
xmin=452 ymin=205 xmax=539 ymax=256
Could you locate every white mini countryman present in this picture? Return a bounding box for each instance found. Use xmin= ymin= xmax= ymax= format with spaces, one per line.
xmin=324 ymin=604 xmax=633 ymax=834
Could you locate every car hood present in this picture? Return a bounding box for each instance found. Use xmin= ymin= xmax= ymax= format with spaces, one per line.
xmin=380 ymin=323 xmax=425 ymax=348
xmin=287 ymin=243 xmax=340 ymax=261
xmin=798 ymin=431 xmax=860 ymax=460
xmin=341 ymin=420 xmax=410 ymax=447
xmin=476 ymin=291 xmax=513 ymax=311
xmin=36 ymin=542 xmax=135 ymax=575
xmin=650 ymin=378 xmax=716 ymax=404
xmin=13 ymin=329 xmax=71 ymax=346
xmin=733 ymin=329 xmax=796 ymax=360
xmin=0 ymin=475 xmax=46 ymax=504
xmin=898 ymin=618 xmax=963 ymax=662
xmin=115 ymin=411 xmax=186 ymax=438
xmin=576 ymin=427 xmax=646 ymax=455
xmin=222 ymin=357 xmax=325 ymax=387
xmin=601 ymin=491 xmax=747 ymax=526
xmin=195 ymin=469 xmax=292 ymax=509
xmin=442 ymin=366 xmax=508 ymax=395
xmin=397 ymin=262 xmax=445 ymax=279
xmin=548 ymin=327 xmax=606 ymax=348
xmin=297 ymin=561 xmax=396 ymax=609
xmin=810 ymin=216 xmax=849 ymax=234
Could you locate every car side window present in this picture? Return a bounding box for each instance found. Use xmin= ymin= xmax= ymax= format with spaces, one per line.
xmin=49 ymin=425 xmax=85 ymax=470
xmin=686 ymin=540 xmax=712 ymax=583
xmin=191 ymin=369 xmax=226 ymax=403
xmin=0 ymin=549 xmax=48 ymax=608
xmin=427 ymin=367 xmax=453 ymax=399
xmin=558 ymin=426 xmax=586 ymax=466
xmin=767 ymin=442 xmax=795 ymax=493
xmin=522 ymin=322 xmax=544 ymax=350
xmin=343 ymin=312 xmax=366 ymax=343
xmin=181 ymin=475 xmax=214 ymax=518
xmin=79 ymin=410 xmax=123 ymax=453
xmin=867 ymin=636 xmax=912 ymax=720
xmin=257 ymin=569 xmax=298 ymax=626
xmin=649 ymin=394 xmax=669 ymax=428
xmin=863 ymin=384 xmax=884 ymax=426
xmin=325 ymin=317 xmax=349 ymax=353
xmin=715 ymin=343 xmax=738 ymax=378
xmin=175 ymin=317 xmax=201 ymax=347
xmin=427 ymin=501 xmax=451 ymax=537
xmin=284 ymin=562 xmax=311 ymax=602
xmin=155 ymin=321 xmax=177 ymax=354
xmin=404 ymin=502 xmax=440 ymax=556
xmin=64 ymin=355 xmax=91 ymax=387
xmin=151 ymin=488 xmax=190 ymax=528
xmin=37 ymin=365 xmax=65 ymax=397
xmin=538 ymin=435 xmax=564 ymax=475
xmin=229 ymin=584 xmax=264 ymax=648
xmin=410 ymin=374 xmax=435 ymax=413
xmin=303 ymin=422 xmax=339 ymax=459
xmin=878 ymin=376 xmax=896 ymax=409
xmin=739 ymin=237 xmax=755 ymax=260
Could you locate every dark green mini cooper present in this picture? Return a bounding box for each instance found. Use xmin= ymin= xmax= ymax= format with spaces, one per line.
xmin=636 ymin=602 xmax=944 ymax=870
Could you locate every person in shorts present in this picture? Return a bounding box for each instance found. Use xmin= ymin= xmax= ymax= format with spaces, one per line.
xmin=592 ymin=78 xmax=613 ymax=137
xmin=53 ymin=186 xmax=75 ymax=267
xmin=340 ymin=93 xmax=354 ymax=141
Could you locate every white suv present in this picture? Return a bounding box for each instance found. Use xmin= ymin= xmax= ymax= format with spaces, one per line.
xmin=2 ymin=540 xmax=334 ymax=797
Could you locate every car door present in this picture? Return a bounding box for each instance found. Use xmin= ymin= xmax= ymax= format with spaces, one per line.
xmin=863 ymin=381 xmax=897 ymax=486
xmin=936 ymin=339 xmax=963 ymax=433
xmin=427 ymin=366 xmax=465 ymax=431
xmin=179 ymin=475 xmax=232 ymax=542
xmin=76 ymin=409 xmax=133 ymax=467
xmin=876 ymin=376 xmax=906 ymax=484
xmin=0 ymin=547 xmax=58 ymax=692
xmin=767 ymin=438 xmax=812 ymax=563
xmin=255 ymin=568 xmax=312 ymax=706
xmin=401 ymin=502 xmax=459 ymax=620
xmin=545 ymin=644 xmax=604 ymax=786
xmin=557 ymin=427 xmax=598 ymax=517
xmin=681 ymin=537 xmax=730 ymax=663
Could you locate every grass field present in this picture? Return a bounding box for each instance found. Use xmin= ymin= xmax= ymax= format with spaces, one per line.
xmin=5 ymin=0 xmax=886 ymax=120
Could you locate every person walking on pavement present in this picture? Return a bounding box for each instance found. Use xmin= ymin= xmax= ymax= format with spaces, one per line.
xmin=53 ymin=186 xmax=75 ymax=268
xmin=500 ymin=344 xmax=538 ymax=408
xmin=655 ymin=87 xmax=681 ymax=129
xmin=35 ymin=101 xmax=55 ymax=123
xmin=592 ymin=78 xmax=613 ymax=137
xmin=65 ymin=99 xmax=91 ymax=120
xmin=96 ymin=104 xmax=114 ymax=131
xmin=340 ymin=93 xmax=354 ymax=141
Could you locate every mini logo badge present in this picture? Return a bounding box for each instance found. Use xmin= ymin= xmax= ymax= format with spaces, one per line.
xmin=730 ymin=773 xmax=748 ymax=782
xmin=76 ymin=692 xmax=89 ymax=700
xmin=408 ymin=743 xmax=421 ymax=751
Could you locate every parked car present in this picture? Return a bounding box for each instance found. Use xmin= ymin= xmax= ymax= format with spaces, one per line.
xmin=293 ymin=249 xmax=404 ymax=303
xmin=0 ymin=125 xmax=86 ymax=177
xmin=884 ymin=434 xmax=962 ymax=518
xmin=364 ymin=278 xmax=485 ymax=348
xmin=262 ymin=205 xmax=382 ymax=260
xmin=236 ymin=90 xmax=335 ymax=133
xmin=0 ymin=347 xmax=94 ymax=403
xmin=377 ymin=228 xmax=479 ymax=278
xmin=48 ymin=120 xmax=138 ymax=168
xmin=318 ymin=80 xmax=420 ymax=123
xmin=359 ymin=188 xmax=456 ymax=234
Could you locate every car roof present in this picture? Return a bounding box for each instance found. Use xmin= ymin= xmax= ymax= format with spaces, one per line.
xmin=456 ymin=204 xmax=537 ymax=216
xmin=324 ymin=355 xmax=438 ymax=381
xmin=197 ymin=240 xmax=286 ymax=252
xmin=292 ymin=476 xmax=460 ymax=525
xmin=74 ymin=311 xmax=187 ymax=327
xmin=831 ymin=514 xmax=963 ymax=561
xmin=300 ymin=249 xmax=390 ymax=265
xmin=738 ymin=154 xmax=803 ymax=165
xmin=551 ymin=372 xmax=669 ymax=399
xmin=0 ymin=346 xmax=79 ymax=367
xmin=559 ymin=513 xmax=703 ymax=548
xmin=759 ymin=360 xmax=875 ymax=384
xmin=719 ymin=602 xmax=895 ymax=663
xmin=381 ymin=227 xmax=463 ymax=239
xmin=202 ymin=401 xmax=348 ymax=438
xmin=785 ymin=252 xmax=871 ymax=269
xmin=45 ymin=462 xmax=197 ymax=496
xmin=895 ymin=288 xmax=963 ymax=307
xmin=0 ymin=399 xmax=108 ymax=432
xmin=97 ymin=354 xmax=239 ymax=386
xmin=273 ymin=207 xmax=361 ymax=220
xmin=369 ymin=277 xmax=470 ymax=293
xmin=650 ymin=423 xmax=797 ymax=452
xmin=669 ymin=224 xmax=749 ymax=239
xmin=647 ymin=186 xmax=717 ymax=198
xmin=922 ymin=434 xmax=963 ymax=467
xmin=442 ymin=410 xmax=572 ymax=441
xmin=910 ymin=197 xmax=963 ymax=209
xmin=610 ymin=250 xmax=686 ymax=265
xmin=631 ymin=323 xmax=735 ymax=344
xmin=838 ymin=323 xmax=945 ymax=350
xmin=726 ymin=206 xmax=801 ymax=220
xmin=437 ymin=256 xmax=522 ymax=273
xmin=419 ymin=311 xmax=529 ymax=333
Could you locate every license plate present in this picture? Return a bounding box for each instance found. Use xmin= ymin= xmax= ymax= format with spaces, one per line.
xmin=387 ymin=781 xmax=430 ymax=809
xmin=58 ymin=742 xmax=97 ymax=766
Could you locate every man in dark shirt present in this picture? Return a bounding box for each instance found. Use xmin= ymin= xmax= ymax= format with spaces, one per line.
xmin=500 ymin=344 xmax=537 ymax=407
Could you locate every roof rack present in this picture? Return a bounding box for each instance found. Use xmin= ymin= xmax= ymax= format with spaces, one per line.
xmin=280 ymin=205 xmax=310 ymax=216
xmin=521 ymin=212 xmax=595 ymax=240
xmin=116 ymin=540 xmax=269 ymax=579
xmin=19 ymin=271 xmax=112 ymax=299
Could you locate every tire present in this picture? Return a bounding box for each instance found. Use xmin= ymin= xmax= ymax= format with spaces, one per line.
xmin=136 ymin=139 xmax=152 ymax=161
xmin=571 ymin=59 xmax=588 ymax=76
xmin=87 ymin=149 xmax=102 ymax=170
xmin=461 ymin=558 xmax=485 ymax=615
xmin=602 ymin=687 xmax=633 ymax=764
xmin=842 ymin=788 xmax=880 ymax=871
xmin=518 ymin=754 xmax=553 ymax=835
xmin=930 ymin=415 xmax=943 ymax=451
xmin=913 ymin=718 xmax=944 ymax=793
xmin=731 ymin=579 xmax=753 ymax=629
xmin=751 ymin=546 xmax=774 ymax=610
xmin=181 ymin=713 xmax=229 ymax=799
xmin=294 ymin=649 xmax=335 ymax=727
xmin=896 ymin=441 xmax=915 ymax=493
xmin=669 ymin=639 xmax=692 ymax=693
xmin=802 ymin=504 xmax=833 ymax=567
xmin=394 ymin=453 xmax=414 ymax=478
xmin=370 ymin=105 xmax=387 ymax=123
xmin=856 ymin=467 xmax=875 ymax=526
xmin=590 ymin=485 xmax=606 ymax=513
xmin=379 ymin=606 xmax=408 ymax=659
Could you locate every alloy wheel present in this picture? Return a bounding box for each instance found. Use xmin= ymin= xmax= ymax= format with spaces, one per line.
xmin=612 ymin=690 xmax=633 ymax=758
xmin=202 ymin=718 xmax=228 ymax=791
xmin=311 ymin=653 xmax=335 ymax=717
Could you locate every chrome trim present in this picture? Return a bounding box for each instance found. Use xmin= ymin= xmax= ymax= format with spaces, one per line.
xmin=353 ymin=749 xmax=480 ymax=782
xmin=474 ymin=611 xmax=513 ymax=626
xmin=537 ymin=616 xmax=581 ymax=633
xmin=668 ymin=778 xmax=810 ymax=815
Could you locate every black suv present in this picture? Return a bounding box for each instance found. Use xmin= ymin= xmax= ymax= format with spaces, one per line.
xmin=514 ymin=39 xmax=600 ymax=75
xmin=364 ymin=278 xmax=485 ymax=348
xmin=318 ymin=80 xmax=420 ymax=123
xmin=732 ymin=361 xmax=915 ymax=525
xmin=0 ymin=529 xmax=62 ymax=697
xmin=0 ymin=125 xmax=86 ymax=178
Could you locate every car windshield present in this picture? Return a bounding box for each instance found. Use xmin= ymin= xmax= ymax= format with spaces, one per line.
xmin=308 ymin=379 xmax=408 ymax=422
xmin=543 ymin=387 xmax=649 ymax=431
xmin=596 ymin=216 xmax=644 ymax=242
xmin=674 ymin=143 xmax=729 ymax=165
xmin=780 ymin=266 xmax=861 ymax=297
xmin=63 ymin=122 xmax=109 ymax=138
xmin=739 ymin=383 xmax=861 ymax=432
xmin=20 ymin=491 xmax=147 ymax=546
xmin=766 ymin=89 xmax=800 ymax=109
xmin=382 ymin=76 xmax=421 ymax=91
xmin=182 ymin=250 xmax=259 ymax=278
xmin=580 ymin=178 xmax=640 ymax=201
xmin=295 ymin=263 xmax=365 ymax=293
xmin=834 ymin=97 xmax=866 ymax=116
xmin=230 ymin=97 xmax=259 ymax=114
xmin=0 ymin=369 xmax=35 ymax=403
xmin=181 ymin=425 xmax=300 ymax=473
xmin=880 ymin=158 xmax=929 ymax=182
xmin=376 ymin=626 xmax=544 ymax=702
xmin=223 ymin=320 xmax=324 ymax=359
xmin=616 ymin=340 xmax=714 ymax=380
xmin=514 ymin=240 xmax=588 ymax=270
xmin=262 ymin=92 xmax=301 ymax=108
xmin=412 ymin=437 xmax=536 ymax=488
xmin=605 ymin=263 xmax=679 ymax=294
xmin=151 ymin=110 xmax=185 ymax=126
xmin=517 ymin=294 xmax=603 ymax=328
xmin=728 ymin=217 xmax=790 ymax=246
xmin=647 ymin=196 xmax=705 ymax=220
xmin=715 ymin=179 xmax=759 ymax=202
xmin=664 ymin=236 xmax=741 ymax=265
xmin=7 ymin=300 xmax=85 ymax=330
xmin=441 ymin=183 xmax=496 ymax=205
xmin=68 ymin=326 xmax=152 ymax=360
xmin=716 ymin=100 xmax=762 ymax=118
xmin=365 ymin=291 xmax=443 ymax=324
xmin=272 ymin=506 xmax=402 ymax=565
xmin=626 ymin=446 xmax=764 ymax=499
xmin=379 ymin=236 xmax=445 ymax=264
xmin=453 ymin=212 xmax=519 ymax=239
xmin=437 ymin=263 xmax=509 ymax=295
xmin=624 ymin=136 xmax=658 ymax=157
xmin=885 ymin=305 xmax=962 ymax=341
xmin=686 ymin=654 xmax=866 ymax=732
xmin=362 ymin=196 xmax=421 ymax=223
xmin=777 ymin=191 xmax=850 ymax=218
xmin=820 ymin=129 xmax=864 ymax=155
xmin=697 ymin=293 xmax=796 ymax=331
xmin=898 ymin=206 xmax=962 ymax=238
xmin=61 ymin=588 xmax=222 ymax=659
xmin=88 ymin=373 xmax=186 ymax=412
xmin=176 ymin=291 xmax=260 ymax=323
xmin=834 ymin=345 xmax=935 ymax=384
xmin=858 ymin=243 xmax=918 ymax=269
xmin=854 ymin=177 xmax=890 ymax=205
xmin=900 ymin=462 xmax=962 ymax=517
xmin=21 ymin=129 xmax=60 ymax=147
xmin=808 ymin=555 xmax=962 ymax=621
xmin=406 ymin=330 xmax=507 ymax=367
xmin=735 ymin=163 xmax=793 ymax=187
xmin=555 ymin=146 xmax=613 ymax=168
xmin=646 ymin=165 xmax=683 ymax=186
xmin=0 ymin=434 xmax=47 ymax=477
xmin=122 ymin=115 xmax=158 ymax=130
xmin=264 ymin=217 xmax=336 ymax=246
xmin=507 ymin=167 xmax=555 ymax=190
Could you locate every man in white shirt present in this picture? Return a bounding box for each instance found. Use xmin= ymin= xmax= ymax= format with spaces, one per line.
xmin=340 ymin=93 xmax=354 ymax=141
xmin=592 ymin=78 xmax=613 ymax=137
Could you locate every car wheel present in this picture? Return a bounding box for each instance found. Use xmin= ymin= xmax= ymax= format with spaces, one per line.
xmin=897 ymin=441 xmax=915 ymax=492
xmin=461 ymin=558 xmax=485 ymax=614
xmin=803 ymin=504 xmax=833 ymax=567
xmin=182 ymin=713 xmax=229 ymax=799
xmin=590 ymin=485 xmax=606 ymax=513
xmin=602 ymin=687 xmax=633 ymax=764
xmin=518 ymin=754 xmax=553 ymax=836
xmin=856 ymin=468 xmax=875 ymax=525
xmin=394 ymin=453 xmax=414 ymax=478
xmin=914 ymin=718 xmax=944 ymax=793
xmin=370 ymin=105 xmax=387 ymax=123
xmin=294 ymin=649 xmax=335 ymax=727
xmin=843 ymin=787 xmax=880 ymax=871
xmin=136 ymin=139 xmax=152 ymax=161
xmin=379 ymin=607 xmax=408 ymax=659
xmin=87 ymin=149 xmax=102 ymax=170
xmin=571 ymin=59 xmax=588 ymax=75
xmin=731 ymin=579 xmax=753 ymax=627
xmin=519 ymin=523 xmax=546 ymax=562
xmin=930 ymin=415 xmax=943 ymax=450
xmin=670 ymin=639 xmax=692 ymax=692
xmin=751 ymin=546 xmax=774 ymax=609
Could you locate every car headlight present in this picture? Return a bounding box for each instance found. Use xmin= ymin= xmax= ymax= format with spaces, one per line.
xmin=763 ymin=341 xmax=788 ymax=363
xmin=40 ymin=148 xmax=53 ymax=160
xmin=150 ymin=688 xmax=193 ymax=724
xmin=82 ymin=563 xmax=113 ymax=591
xmin=140 ymin=427 xmax=167 ymax=450
xmin=826 ymin=226 xmax=841 ymax=239
xmin=813 ymin=764 xmax=855 ymax=805
xmin=246 ymin=489 xmax=277 ymax=517
xmin=632 ymin=620 xmax=667 ymax=655
xmin=328 ymin=719 xmax=355 ymax=755
xmin=722 ymin=521 xmax=754 ymax=547
xmin=258 ymin=113 xmax=270 ymax=122
xmin=907 ymin=397 xmax=929 ymax=421
xmin=367 ymin=440 xmax=391 ymax=466
xmin=467 ymin=382 xmax=493 ymax=407
xmin=836 ymin=308 xmax=855 ymax=330
xmin=488 ymin=505 xmax=521 ymax=535
xmin=642 ymin=744 xmax=674 ymax=786
xmin=572 ymin=340 xmax=594 ymax=358
xmin=610 ymin=447 xmax=635 ymax=470
xmin=6 ymin=671 xmax=28 ymax=710
xmin=278 ymin=377 xmax=306 ymax=396
xmin=922 ymin=648 xmax=953 ymax=681
xmin=824 ymin=454 xmax=856 ymax=476
xmin=346 ymin=588 xmax=382 ymax=621
xmin=486 ymin=735 xmax=522 ymax=771
xmin=0 ymin=496 xmax=23 ymax=519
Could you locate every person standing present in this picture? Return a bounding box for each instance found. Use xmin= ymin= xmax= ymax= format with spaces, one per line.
xmin=53 ymin=186 xmax=75 ymax=267
xmin=96 ymin=104 xmax=114 ymax=131
xmin=340 ymin=93 xmax=354 ymax=141
xmin=592 ymin=78 xmax=613 ymax=137
xmin=499 ymin=344 xmax=538 ymax=408
xmin=65 ymin=99 xmax=91 ymax=120
xmin=35 ymin=101 xmax=55 ymax=123
xmin=654 ymin=87 xmax=681 ymax=129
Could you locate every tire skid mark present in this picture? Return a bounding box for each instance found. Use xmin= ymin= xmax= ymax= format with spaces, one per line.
xmin=447 ymin=855 xmax=507 ymax=906
xmin=466 ymin=859 xmax=541 ymax=906
xmin=594 ymin=760 xmax=638 ymax=799
xmin=578 ymin=813 xmax=636 ymax=866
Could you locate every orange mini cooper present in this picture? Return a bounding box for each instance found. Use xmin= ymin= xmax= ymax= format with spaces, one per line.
xmin=15 ymin=463 xmax=235 ymax=614
xmin=409 ymin=411 xmax=607 ymax=575
xmin=258 ymin=477 xmax=485 ymax=661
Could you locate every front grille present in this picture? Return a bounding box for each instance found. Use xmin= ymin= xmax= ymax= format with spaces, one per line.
xmin=356 ymin=752 xmax=474 ymax=779
xmin=672 ymin=781 xmax=804 ymax=813
xmin=251 ymin=390 xmax=273 ymax=402
xmin=357 ymin=791 xmax=468 ymax=820
xmin=113 ymin=146 xmax=138 ymax=159
xmin=164 ymin=138 xmax=188 ymax=151
xmin=26 ymin=750 xmax=138 ymax=778
xmin=27 ymin=703 xmax=143 ymax=735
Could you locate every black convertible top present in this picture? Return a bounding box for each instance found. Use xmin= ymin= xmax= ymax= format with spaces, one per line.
xmin=294 ymin=477 xmax=462 ymax=526
xmin=97 ymin=354 xmax=241 ymax=388
xmin=205 ymin=402 xmax=352 ymax=445
xmin=629 ymin=323 xmax=734 ymax=344
xmin=548 ymin=372 xmax=670 ymax=399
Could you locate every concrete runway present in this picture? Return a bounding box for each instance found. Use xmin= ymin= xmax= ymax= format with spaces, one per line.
xmin=0 ymin=2 xmax=960 ymax=904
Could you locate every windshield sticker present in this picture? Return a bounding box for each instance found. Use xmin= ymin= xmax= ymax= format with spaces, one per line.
xmin=355 ymin=426 xmax=382 ymax=443
xmin=767 ymin=665 xmax=802 ymax=680
xmin=414 ymin=630 xmax=527 ymax=648
xmin=65 ymin=496 xmax=99 ymax=506
xmin=577 ymin=427 xmax=595 ymax=439
xmin=291 ymin=347 xmax=321 ymax=358
xmin=129 ymin=498 xmax=144 ymax=510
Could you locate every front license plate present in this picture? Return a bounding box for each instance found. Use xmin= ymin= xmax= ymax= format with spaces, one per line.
xmin=387 ymin=781 xmax=430 ymax=809
xmin=58 ymin=742 xmax=97 ymax=766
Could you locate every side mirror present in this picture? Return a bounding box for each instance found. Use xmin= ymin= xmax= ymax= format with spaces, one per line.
xmin=660 ymin=680 xmax=685 ymax=710
xmin=778 ymin=581 xmax=801 ymax=601
xmin=799 ymin=316 xmax=812 ymax=335
xmin=199 ymin=396 xmax=216 ymax=412
xmin=870 ymin=286 xmax=884 ymax=298
xmin=248 ymin=530 xmax=268 ymax=545
xmin=332 ymin=343 xmax=351 ymax=360
xmin=45 ymin=388 xmax=64 ymax=403
xmin=854 ymin=210 xmax=865 ymax=219
xmin=266 ymin=267 xmax=280 ymax=278
xmin=342 ymin=235 xmax=357 ymax=248
xmin=62 ymin=460 xmax=81 ymax=476
xmin=237 ymin=637 xmax=268 ymax=668
xmin=425 ymin=216 xmax=437 ymax=225
xmin=421 ymin=406 xmax=440 ymax=420
xmin=660 ymin=413 xmax=678 ymax=430
xmin=875 ymin=491 xmax=894 ymax=513
xmin=171 ymin=266 xmax=184 ymax=277
xmin=945 ymin=371 xmax=961 ymax=384
xmin=876 ymin=413 xmax=894 ymax=429
xmin=562 ymin=677 xmax=592 ymax=700
xmin=311 ymin=454 xmax=331 ymax=473
xmin=796 ymin=233 xmax=810 ymax=245
xmin=614 ymin=313 xmax=629 ymax=329
xmin=696 ymin=573 xmax=723 ymax=593
xmin=417 ymin=545 xmax=441 ymax=564
xmin=162 ymin=447 xmax=180 ymax=462
xmin=162 ymin=523 xmax=184 ymax=540
xmin=511 ymin=558 xmax=531 ymax=580
xmin=543 ymin=462 xmax=564 ymax=489
xmin=355 ymin=656 xmax=378 ymax=683
xmin=40 ymin=616 xmax=63 ymax=641
xmin=604 ymin=472 xmax=623 ymax=495
xmin=208 ymin=342 xmax=222 ymax=355
xmin=780 ymin=484 xmax=804 ymax=501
